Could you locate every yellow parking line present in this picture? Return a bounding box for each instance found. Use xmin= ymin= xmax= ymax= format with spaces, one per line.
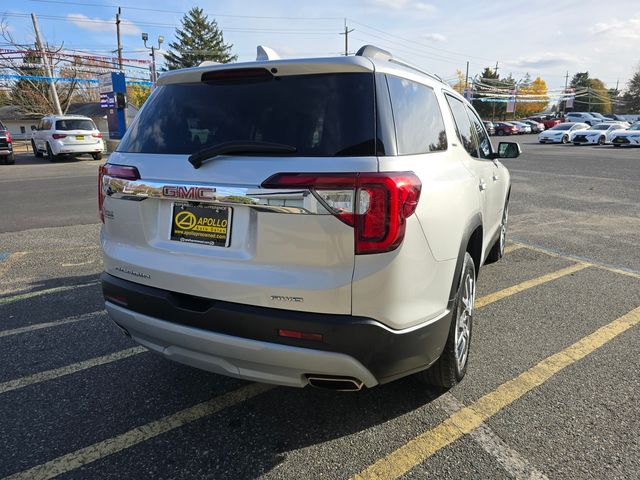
xmin=0 ymin=347 xmax=145 ymax=395
xmin=0 ymin=311 xmax=106 ymax=338
xmin=0 ymin=252 xmax=28 ymax=278
xmin=352 ymin=305 xmax=640 ymax=480
xmin=5 ymin=383 xmax=274 ymax=480
xmin=475 ymin=262 xmax=590 ymax=309
xmin=503 ymin=244 xmax=523 ymax=254
xmin=512 ymin=241 xmax=640 ymax=281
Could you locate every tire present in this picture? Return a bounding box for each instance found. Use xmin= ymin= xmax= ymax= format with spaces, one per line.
xmin=562 ymin=135 xmax=569 ymax=144
xmin=32 ymin=140 xmax=43 ymax=158
xmin=91 ymin=152 xmax=103 ymax=160
xmin=486 ymin=201 xmax=508 ymax=264
xmin=46 ymin=143 xmax=58 ymax=162
xmin=573 ymin=143 xmax=580 ymax=146
xmin=418 ymin=252 xmax=476 ymax=389
xmin=3 ymin=153 xmax=15 ymax=165
xmin=598 ymin=136 xmax=605 ymax=145
xmin=613 ymin=144 xmax=621 ymax=148
xmin=497 ymin=130 xmax=505 ymax=136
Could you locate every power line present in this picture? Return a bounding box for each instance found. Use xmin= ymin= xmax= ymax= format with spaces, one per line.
xmin=28 ymin=0 xmax=343 ymax=21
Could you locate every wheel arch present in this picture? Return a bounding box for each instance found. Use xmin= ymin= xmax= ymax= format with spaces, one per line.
xmin=448 ymin=213 xmax=482 ymax=309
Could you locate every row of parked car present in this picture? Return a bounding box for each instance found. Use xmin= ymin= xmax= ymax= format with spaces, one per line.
xmin=483 ymin=111 xmax=639 ymax=146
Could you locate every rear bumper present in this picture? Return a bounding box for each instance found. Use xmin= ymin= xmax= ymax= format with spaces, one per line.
xmin=102 ymin=273 xmax=452 ymax=387
xmin=52 ymin=141 xmax=104 ymax=155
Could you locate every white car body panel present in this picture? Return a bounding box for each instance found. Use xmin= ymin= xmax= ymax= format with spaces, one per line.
xmin=32 ymin=115 xmax=104 ymax=155
xmin=569 ymin=123 xmax=628 ymax=145
xmin=538 ymin=123 xmax=588 ymax=143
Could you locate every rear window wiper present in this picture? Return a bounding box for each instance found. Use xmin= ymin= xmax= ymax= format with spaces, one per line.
xmin=188 ymin=141 xmax=297 ymax=169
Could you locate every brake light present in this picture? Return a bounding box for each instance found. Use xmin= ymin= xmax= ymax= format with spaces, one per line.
xmin=52 ymin=133 xmax=67 ymax=139
xmin=261 ymin=172 xmax=421 ymax=254
xmin=92 ymin=132 xmax=103 ymax=138
xmin=98 ymin=164 xmax=140 ymax=223
xmin=5 ymin=131 xmax=11 ymax=143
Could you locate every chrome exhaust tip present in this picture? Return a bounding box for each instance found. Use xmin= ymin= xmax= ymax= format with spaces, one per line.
xmin=306 ymin=375 xmax=364 ymax=392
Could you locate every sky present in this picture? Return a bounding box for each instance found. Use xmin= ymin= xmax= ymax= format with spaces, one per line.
xmin=3 ymin=0 xmax=640 ymax=91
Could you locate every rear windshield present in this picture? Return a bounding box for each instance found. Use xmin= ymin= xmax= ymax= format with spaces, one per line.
xmin=118 ymin=72 xmax=376 ymax=156
xmin=56 ymin=119 xmax=96 ymax=131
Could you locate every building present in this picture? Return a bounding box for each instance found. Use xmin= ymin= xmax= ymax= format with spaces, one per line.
xmin=0 ymin=102 xmax=139 ymax=140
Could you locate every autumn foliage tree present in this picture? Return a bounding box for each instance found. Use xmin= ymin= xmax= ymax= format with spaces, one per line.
xmin=515 ymin=76 xmax=549 ymax=117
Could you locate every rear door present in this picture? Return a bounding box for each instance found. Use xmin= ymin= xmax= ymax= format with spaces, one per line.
xmin=101 ymin=64 xmax=378 ymax=315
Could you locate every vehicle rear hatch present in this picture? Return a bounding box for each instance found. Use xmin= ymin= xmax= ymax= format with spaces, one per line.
xmin=101 ymin=58 xmax=379 ymax=315
xmin=55 ymin=118 xmax=101 ymax=146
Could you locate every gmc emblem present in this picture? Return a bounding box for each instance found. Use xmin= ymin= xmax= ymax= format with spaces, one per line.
xmin=162 ymin=186 xmax=216 ymax=200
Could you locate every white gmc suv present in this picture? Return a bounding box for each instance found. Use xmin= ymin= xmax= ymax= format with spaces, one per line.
xmin=100 ymin=45 xmax=517 ymax=391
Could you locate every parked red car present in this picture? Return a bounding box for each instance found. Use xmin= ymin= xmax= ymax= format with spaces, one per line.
xmin=494 ymin=122 xmax=519 ymax=136
xmin=528 ymin=115 xmax=561 ymax=130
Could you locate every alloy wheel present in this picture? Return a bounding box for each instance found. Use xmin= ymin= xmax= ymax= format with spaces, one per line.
xmin=455 ymin=271 xmax=475 ymax=372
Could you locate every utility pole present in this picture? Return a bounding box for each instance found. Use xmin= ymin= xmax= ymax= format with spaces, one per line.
xmin=562 ymin=70 xmax=569 ymax=114
xmin=340 ymin=19 xmax=354 ymax=56
xmin=491 ymin=61 xmax=499 ymax=121
xmin=31 ymin=13 xmax=62 ymax=115
xmin=588 ymin=86 xmax=591 ymax=112
xmin=116 ymin=7 xmax=123 ymax=70
xmin=464 ymin=60 xmax=469 ymax=90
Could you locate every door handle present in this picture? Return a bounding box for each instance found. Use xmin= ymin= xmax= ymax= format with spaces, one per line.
xmin=479 ymin=180 xmax=487 ymax=191
xmin=492 ymin=174 xmax=499 ymax=181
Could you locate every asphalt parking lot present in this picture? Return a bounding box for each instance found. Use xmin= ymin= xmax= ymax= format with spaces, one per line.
xmin=0 ymin=139 xmax=638 ymax=479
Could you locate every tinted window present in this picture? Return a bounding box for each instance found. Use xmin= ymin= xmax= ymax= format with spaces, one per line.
xmin=445 ymin=94 xmax=477 ymax=157
xmin=56 ymin=119 xmax=95 ymax=131
xmin=385 ymin=75 xmax=447 ymax=155
xmin=118 ymin=72 xmax=375 ymax=156
xmin=466 ymin=106 xmax=492 ymax=159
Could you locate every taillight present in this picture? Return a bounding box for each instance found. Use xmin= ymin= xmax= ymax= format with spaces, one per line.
xmin=98 ymin=164 xmax=140 ymax=223
xmin=92 ymin=132 xmax=103 ymax=138
xmin=261 ymin=172 xmax=421 ymax=254
xmin=5 ymin=131 xmax=11 ymax=143
xmin=52 ymin=133 xmax=67 ymax=139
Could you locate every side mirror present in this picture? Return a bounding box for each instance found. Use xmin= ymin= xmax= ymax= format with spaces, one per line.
xmin=496 ymin=141 xmax=521 ymax=159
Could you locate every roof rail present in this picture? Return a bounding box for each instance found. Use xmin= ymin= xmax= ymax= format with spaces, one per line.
xmin=356 ymin=44 xmax=446 ymax=85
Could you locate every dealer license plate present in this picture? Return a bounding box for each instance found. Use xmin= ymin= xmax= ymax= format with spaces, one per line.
xmin=170 ymin=203 xmax=232 ymax=247
xmin=76 ymin=135 xmax=85 ymax=140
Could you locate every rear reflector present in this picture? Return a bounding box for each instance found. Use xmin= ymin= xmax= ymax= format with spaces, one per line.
xmin=104 ymin=292 xmax=128 ymax=306
xmin=98 ymin=164 xmax=141 ymax=222
xmin=261 ymin=172 xmax=421 ymax=254
xmin=278 ymin=329 xmax=323 ymax=342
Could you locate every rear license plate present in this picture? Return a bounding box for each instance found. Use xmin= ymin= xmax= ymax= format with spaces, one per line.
xmin=76 ymin=135 xmax=84 ymax=140
xmin=170 ymin=203 xmax=232 ymax=247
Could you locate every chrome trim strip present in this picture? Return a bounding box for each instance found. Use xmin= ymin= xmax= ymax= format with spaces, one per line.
xmin=103 ymin=177 xmax=332 ymax=215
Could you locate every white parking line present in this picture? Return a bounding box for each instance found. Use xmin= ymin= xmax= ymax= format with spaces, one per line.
xmin=5 ymin=383 xmax=274 ymax=480
xmin=0 ymin=311 xmax=106 ymax=338
xmin=440 ymin=393 xmax=549 ymax=480
xmin=0 ymin=281 xmax=99 ymax=306
xmin=0 ymin=346 xmax=145 ymax=395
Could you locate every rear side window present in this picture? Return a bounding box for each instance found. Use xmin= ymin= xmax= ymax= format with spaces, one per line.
xmin=445 ymin=94 xmax=478 ymax=157
xmin=56 ymin=119 xmax=96 ymax=131
xmin=385 ymin=75 xmax=447 ymax=155
xmin=118 ymin=72 xmax=376 ymax=156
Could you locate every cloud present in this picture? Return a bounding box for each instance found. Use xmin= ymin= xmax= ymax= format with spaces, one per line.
xmin=422 ymin=32 xmax=447 ymax=43
xmin=370 ymin=1 xmax=437 ymax=13
xmin=590 ymin=17 xmax=640 ymax=39
xmin=506 ymin=52 xmax=581 ymax=69
xmin=66 ymin=13 xmax=140 ymax=36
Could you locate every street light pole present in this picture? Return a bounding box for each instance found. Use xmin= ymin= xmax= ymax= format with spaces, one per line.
xmin=142 ymin=33 xmax=163 ymax=86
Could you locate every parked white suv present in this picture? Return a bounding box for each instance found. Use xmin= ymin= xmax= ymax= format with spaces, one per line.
xmin=100 ymin=45 xmax=517 ymax=391
xmin=32 ymin=115 xmax=104 ymax=161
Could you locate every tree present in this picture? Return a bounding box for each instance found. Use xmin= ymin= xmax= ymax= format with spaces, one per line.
xmin=472 ymin=66 xmax=501 ymax=119
xmin=0 ymin=18 xmax=79 ymax=115
xmin=621 ymin=67 xmax=640 ymax=113
xmin=127 ymin=84 xmax=151 ymax=108
xmin=568 ymin=72 xmax=611 ymax=114
xmin=451 ymin=69 xmax=466 ymax=94
xmin=164 ymin=7 xmax=237 ymax=70
xmin=515 ymin=76 xmax=549 ymax=117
